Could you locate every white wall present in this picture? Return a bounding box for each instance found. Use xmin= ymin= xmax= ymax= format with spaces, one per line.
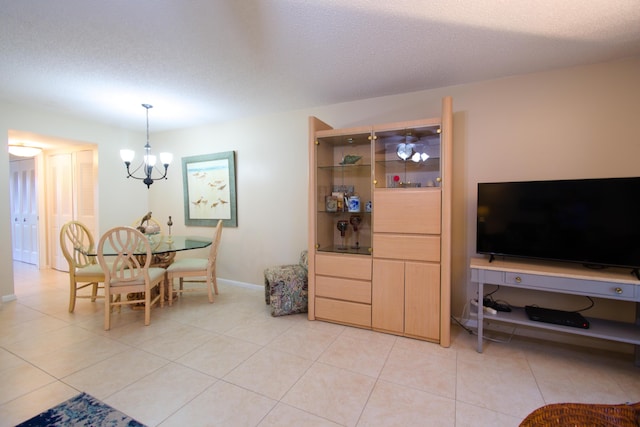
xmin=1 ymin=102 xmax=149 ymax=300
xmin=454 ymin=57 xmax=640 ymax=322
xmin=2 ymin=57 xmax=639 ymax=328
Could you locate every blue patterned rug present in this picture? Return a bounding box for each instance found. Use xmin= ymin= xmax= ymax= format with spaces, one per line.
xmin=16 ymin=392 xmax=145 ymax=427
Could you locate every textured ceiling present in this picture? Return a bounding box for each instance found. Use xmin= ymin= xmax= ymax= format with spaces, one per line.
xmin=1 ymin=0 xmax=639 ymax=132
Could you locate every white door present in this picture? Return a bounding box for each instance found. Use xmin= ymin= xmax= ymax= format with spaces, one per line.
xmin=49 ymin=150 xmax=97 ymax=272
xmin=49 ymin=153 xmax=74 ymax=272
xmin=74 ymin=150 xmax=98 ymax=237
xmin=9 ymin=158 xmax=39 ymax=265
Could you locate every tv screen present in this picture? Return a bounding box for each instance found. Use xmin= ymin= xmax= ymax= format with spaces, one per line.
xmin=476 ymin=177 xmax=640 ymax=270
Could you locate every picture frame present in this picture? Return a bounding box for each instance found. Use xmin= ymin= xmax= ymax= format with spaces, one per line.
xmin=182 ymin=151 xmax=237 ymax=227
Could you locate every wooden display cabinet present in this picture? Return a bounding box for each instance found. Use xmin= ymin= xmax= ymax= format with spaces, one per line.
xmin=308 ymin=97 xmax=452 ymax=346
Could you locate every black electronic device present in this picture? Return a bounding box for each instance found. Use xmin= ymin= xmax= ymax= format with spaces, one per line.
xmin=524 ymin=305 xmax=590 ymax=329
xmin=483 ymin=297 xmax=511 ymax=312
xmin=476 ymin=177 xmax=640 ymax=274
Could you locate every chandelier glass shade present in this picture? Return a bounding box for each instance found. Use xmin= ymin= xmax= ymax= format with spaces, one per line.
xmin=120 ymin=104 xmax=173 ymax=188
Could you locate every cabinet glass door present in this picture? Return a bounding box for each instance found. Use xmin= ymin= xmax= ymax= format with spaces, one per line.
xmin=374 ymin=124 xmax=441 ymax=189
xmin=315 ymin=130 xmax=372 ymax=255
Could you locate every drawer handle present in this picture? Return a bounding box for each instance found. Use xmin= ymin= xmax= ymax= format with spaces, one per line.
xmin=515 ymin=276 xmax=522 ymax=283
xmin=615 ymin=287 xmax=623 ymax=294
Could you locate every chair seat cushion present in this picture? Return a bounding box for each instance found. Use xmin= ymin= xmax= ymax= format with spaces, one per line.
xmin=75 ymin=264 xmax=105 ymax=277
xmin=166 ymin=258 xmax=207 ymax=273
xmin=109 ymin=267 xmax=166 ymax=285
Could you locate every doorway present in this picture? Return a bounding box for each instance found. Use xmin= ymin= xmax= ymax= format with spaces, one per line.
xmin=8 ymin=132 xmax=98 ymax=272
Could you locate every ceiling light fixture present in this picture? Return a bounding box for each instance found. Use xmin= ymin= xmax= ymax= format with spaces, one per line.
xmin=120 ymin=104 xmax=173 ymax=188
xmin=8 ymin=143 xmax=42 ymax=157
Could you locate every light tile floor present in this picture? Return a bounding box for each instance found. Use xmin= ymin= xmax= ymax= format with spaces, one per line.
xmin=1 ymin=262 xmax=640 ymax=426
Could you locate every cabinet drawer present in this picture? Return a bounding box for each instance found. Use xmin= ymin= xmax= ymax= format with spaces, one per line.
xmin=504 ymin=272 xmax=637 ymax=300
xmin=316 ymin=253 xmax=372 ymax=281
xmin=471 ymin=268 xmax=503 ymax=285
xmin=316 ymin=276 xmax=371 ymax=304
xmin=373 ymin=189 xmax=441 ymax=234
xmin=373 ymin=234 xmax=440 ymax=262
xmin=315 ymin=297 xmax=372 ymax=327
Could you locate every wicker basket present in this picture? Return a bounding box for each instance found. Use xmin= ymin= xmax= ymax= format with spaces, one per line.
xmin=520 ymin=402 xmax=640 ymax=427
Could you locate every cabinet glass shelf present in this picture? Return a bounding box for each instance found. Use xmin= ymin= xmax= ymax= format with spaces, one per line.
xmin=316 ymin=245 xmax=371 ymax=255
xmin=317 ymin=164 xmax=372 ymax=170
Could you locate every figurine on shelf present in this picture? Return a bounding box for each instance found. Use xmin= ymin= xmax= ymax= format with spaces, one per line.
xmin=167 ymin=216 xmax=173 ymax=243
xmin=339 ymin=155 xmax=362 ymax=165
xmin=349 ymin=214 xmax=362 ymax=249
xmin=336 ymin=220 xmax=349 ymax=250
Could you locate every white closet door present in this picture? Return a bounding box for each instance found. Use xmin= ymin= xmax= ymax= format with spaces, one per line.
xmin=49 ymin=153 xmax=74 ymax=272
xmin=48 ymin=150 xmax=97 ymax=272
xmin=9 ymin=158 xmax=38 ymax=264
xmin=75 ymin=150 xmax=97 ymax=239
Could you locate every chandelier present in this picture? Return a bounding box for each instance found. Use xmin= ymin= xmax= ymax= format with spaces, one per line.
xmin=120 ymin=104 xmax=173 ymax=188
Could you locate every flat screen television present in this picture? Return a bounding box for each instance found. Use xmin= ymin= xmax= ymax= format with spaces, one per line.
xmin=476 ymin=177 xmax=640 ymax=275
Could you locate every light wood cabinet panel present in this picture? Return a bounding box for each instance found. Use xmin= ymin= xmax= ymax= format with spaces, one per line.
xmin=316 ymin=275 xmax=371 ymax=304
xmin=373 ymin=234 xmax=440 ymax=262
xmin=405 ymin=262 xmax=441 ymax=341
xmin=373 ymin=190 xmax=441 ymax=234
xmin=316 ymin=253 xmax=372 ymax=281
xmin=315 ymin=297 xmax=371 ymax=327
xmin=372 ymin=259 xmax=404 ymax=334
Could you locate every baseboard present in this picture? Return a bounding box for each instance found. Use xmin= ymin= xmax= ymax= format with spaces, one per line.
xmin=2 ymin=294 xmax=17 ymax=303
xmin=218 ymin=278 xmax=262 ymax=290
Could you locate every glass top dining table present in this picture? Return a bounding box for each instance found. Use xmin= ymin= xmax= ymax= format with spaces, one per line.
xmin=80 ymin=235 xmax=212 ymax=256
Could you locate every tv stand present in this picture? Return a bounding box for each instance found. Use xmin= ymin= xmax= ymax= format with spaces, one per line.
xmin=470 ymin=257 xmax=640 ymax=366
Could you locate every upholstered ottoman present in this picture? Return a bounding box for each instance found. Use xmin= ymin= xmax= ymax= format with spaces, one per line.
xmin=264 ymin=250 xmax=308 ymax=316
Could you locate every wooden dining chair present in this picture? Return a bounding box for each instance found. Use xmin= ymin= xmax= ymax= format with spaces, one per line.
xmin=59 ymin=220 xmax=104 ymax=313
xmin=97 ymin=226 xmax=166 ymax=330
xmin=165 ymin=219 xmax=223 ymax=306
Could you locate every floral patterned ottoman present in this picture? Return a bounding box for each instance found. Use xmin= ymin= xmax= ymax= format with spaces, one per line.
xmin=264 ymin=250 xmax=308 ymax=316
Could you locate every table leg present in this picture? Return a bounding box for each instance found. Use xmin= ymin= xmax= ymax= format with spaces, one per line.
xmin=477 ymin=281 xmax=484 ymax=353
xmin=634 ymin=302 xmax=640 ymax=366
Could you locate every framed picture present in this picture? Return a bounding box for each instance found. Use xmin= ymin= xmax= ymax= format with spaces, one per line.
xmin=182 ymin=151 xmax=237 ymax=227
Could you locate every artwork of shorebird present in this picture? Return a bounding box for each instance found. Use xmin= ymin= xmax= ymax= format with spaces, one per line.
xmin=191 ymin=196 xmax=206 ymax=206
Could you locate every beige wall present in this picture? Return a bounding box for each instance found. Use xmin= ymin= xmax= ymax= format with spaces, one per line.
xmin=2 ymin=58 xmax=639 ymax=330
xmin=452 ymin=57 xmax=640 ymax=321
xmin=0 ymin=103 xmax=149 ymax=300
